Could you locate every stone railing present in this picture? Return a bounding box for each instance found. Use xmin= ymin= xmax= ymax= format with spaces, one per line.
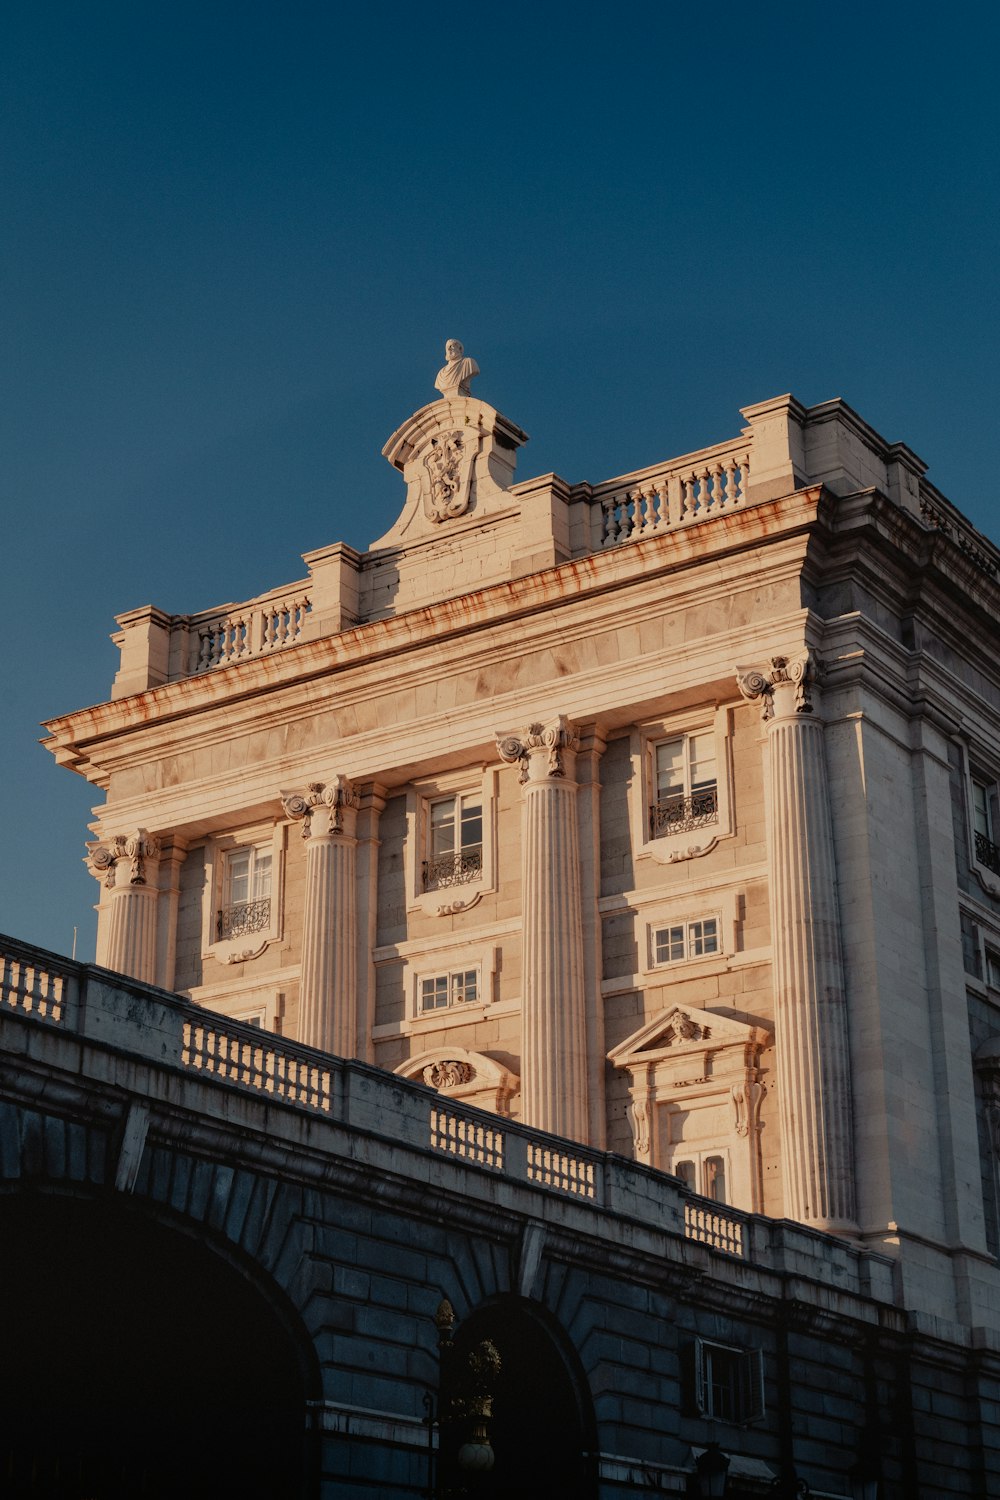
xmin=0 ymin=934 xmax=897 ymax=1301
xmin=189 ymin=580 xmax=311 ymax=674
xmin=592 ymin=438 xmax=752 ymax=551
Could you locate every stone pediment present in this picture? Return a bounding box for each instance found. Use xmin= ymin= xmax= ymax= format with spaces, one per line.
xmin=394 ymin=1046 xmax=519 ymax=1117
xmin=607 ymin=1006 xmax=770 ymax=1069
xmin=371 ymin=397 xmax=529 ymax=551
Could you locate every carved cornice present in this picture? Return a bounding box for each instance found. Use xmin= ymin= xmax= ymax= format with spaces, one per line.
xmin=281 ymin=776 xmax=358 ymax=837
xmin=86 ymin=830 xmax=160 ymax=888
xmin=495 ymin=715 xmax=580 ymax=783
xmin=736 ymin=653 xmax=819 ymax=721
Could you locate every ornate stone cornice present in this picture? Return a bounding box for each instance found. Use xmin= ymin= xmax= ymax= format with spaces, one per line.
xmin=86 ymin=830 xmax=160 ymax=888
xmin=281 ymin=776 xmax=358 ymax=837
xmin=495 ymin=716 xmax=580 ymax=783
xmin=736 ymin=653 xmax=819 ymax=721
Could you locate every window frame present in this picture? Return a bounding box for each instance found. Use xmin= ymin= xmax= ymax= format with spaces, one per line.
xmin=651 ymin=914 xmax=722 ymax=969
xmin=201 ymin=822 xmax=285 ymax=964
xmin=408 ymin=943 xmax=499 ymax=1027
xmin=969 ymin=760 xmax=1000 ymax=888
xmin=691 ymin=1339 xmax=765 ymax=1426
xmin=405 ymin=767 xmax=498 ymax=914
xmin=631 ymin=706 xmax=733 ymax=866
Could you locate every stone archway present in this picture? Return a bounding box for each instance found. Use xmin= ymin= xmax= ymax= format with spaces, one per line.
xmin=440 ymin=1296 xmax=598 ymax=1499
xmin=0 ymin=1191 xmax=313 ymax=1499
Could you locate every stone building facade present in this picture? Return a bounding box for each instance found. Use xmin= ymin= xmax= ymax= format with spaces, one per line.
xmin=39 ymin=363 xmax=1000 ymax=1487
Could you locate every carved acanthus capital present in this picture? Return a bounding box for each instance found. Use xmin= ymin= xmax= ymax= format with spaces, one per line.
xmin=736 ymin=654 xmax=820 ymax=722
xmin=495 ymin=716 xmax=580 ymax=783
xmin=281 ymin=776 xmax=358 ymax=838
xmin=86 ymin=829 xmax=160 ymax=888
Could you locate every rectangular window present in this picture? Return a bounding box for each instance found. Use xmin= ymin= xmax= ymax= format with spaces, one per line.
xmin=424 ymin=794 xmax=484 ymax=891
xmin=987 ymin=950 xmax=1000 ymax=990
xmin=419 ymin=969 xmax=480 ymax=1013
xmin=962 ymin=911 xmax=983 ymax=980
xmin=218 ymin=846 xmax=272 ymax=941
xmin=651 ymin=732 xmax=718 ymax=838
xmin=692 ymin=1340 xmax=765 ymax=1425
xmin=973 ymin=777 xmax=1000 ymax=875
xmin=653 ymin=917 xmax=719 ymax=966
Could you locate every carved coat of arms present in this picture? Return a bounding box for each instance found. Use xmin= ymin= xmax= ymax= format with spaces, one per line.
xmin=423 ymin=429 xmax=474 ymax=523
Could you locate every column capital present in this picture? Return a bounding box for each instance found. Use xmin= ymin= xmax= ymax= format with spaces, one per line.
xmin=736 ymin=653 xmax=821 ymax=722
xmin=86 ymin=830 xmax=160 ymax=889
xmin=281 ymin=775 xmax=358 ymax=838
xmin=495 ymin=715 xmax=580 ymax=783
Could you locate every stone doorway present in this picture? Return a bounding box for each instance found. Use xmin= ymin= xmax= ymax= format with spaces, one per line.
xmin=0 ymin=1193 xmax=310 ymax=1498
xmin=440 ymin=1296 xmax=598 ymax=1499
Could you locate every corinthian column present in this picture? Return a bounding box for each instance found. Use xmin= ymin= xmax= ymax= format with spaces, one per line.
xmin=737 ymin=655 xmax=857 ymax=1231
xmin=496 ymin=717 xmax=588 ymax=1142
xmin=87 ymin=830 xmax=161 ymax=984
xmin=281 ymin=777 xmax=358 ymax=1057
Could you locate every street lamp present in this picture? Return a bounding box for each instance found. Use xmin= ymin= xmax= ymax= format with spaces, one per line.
xmin=424 ymin=1298 xmax=500 ymax=1497
xmin=694 ymin=1442 xmax=730 ymax=1497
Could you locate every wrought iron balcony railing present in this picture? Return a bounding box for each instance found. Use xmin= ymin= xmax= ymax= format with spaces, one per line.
xmin=650 ymin=786 xmax=719 ymax=838
xmin=217 ymin=898 xmax=271 ymax=942
xmin=423 ymin=846 xmax=483 ymax=892
xmin=976 ymin=831 xmax=1000 ymax=876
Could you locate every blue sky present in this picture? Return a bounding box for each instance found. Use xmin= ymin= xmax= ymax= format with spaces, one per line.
xmin=4 ymin=1 xmax=999 ymax=959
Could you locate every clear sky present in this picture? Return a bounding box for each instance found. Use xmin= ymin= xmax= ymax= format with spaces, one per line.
xmin=4 ymin=1 xmax=999 ymax=960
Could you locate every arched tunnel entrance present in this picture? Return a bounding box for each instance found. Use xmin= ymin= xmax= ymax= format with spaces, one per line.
xmin=0 ymin=1192 xmax=312 ymax=1498
xmin=440 ymin=1295 xmax=598 ymax=1499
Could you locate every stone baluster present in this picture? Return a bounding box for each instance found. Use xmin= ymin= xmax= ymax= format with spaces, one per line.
xmin=496 ymin=716 xmax=589 ymax=1142
xmin=737 ymin=654 xmax=857 ymax=1231
xmin=281 ymin=777 xmax=359 ymax=1058
xmin=87 ymin=830 xmax=161 ymax=985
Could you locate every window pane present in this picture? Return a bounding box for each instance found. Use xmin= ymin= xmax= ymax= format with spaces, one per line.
xmin=654 ymin=925 xmax=686 ymax=963
xmin=452 ymin=970 xmax=478 ymax=1004
xmin=655 ymin=738 xmax=685 ymax=796
xmin=226 ymin=849 xmax=251 ymax=905
xmin=674 ymin=1160 xmax=696 ymax=1188
xmin=459 ymin=800 xmax=482 ymax=849
xmin=988 ymin=951 xmax=1000 ymax=989
xmin=689 ymin=732 xmax=717 ymax=788
xmin=704 ymin=1155 xmax=727 ymax=1204
xmin=689 ymin=919 xmax=719 ymax=956
xmin=421 ymin=976 xmax=449 ymax=1011
xmin=430 ymin=798 xmax=456 ymax=855
xmin=974 ymin=781 xmax=992 ymax=839
xmin=252 ymin=851 xmax=272 ymax=900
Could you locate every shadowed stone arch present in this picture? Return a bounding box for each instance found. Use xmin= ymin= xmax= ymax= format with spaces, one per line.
xmin=441 ymin=1293 xmax=599 ymax=1499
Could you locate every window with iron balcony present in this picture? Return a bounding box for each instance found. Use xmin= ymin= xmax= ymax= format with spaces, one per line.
xmin=972 ymin=775 xmax=1000 ymax=877
xmin=217 ymin=845 xmax=272 ymax=941
xmin=422 ymin=794 xmax=483 ymax=892
xmin=651 ymin=732 xmax=718 ymax=839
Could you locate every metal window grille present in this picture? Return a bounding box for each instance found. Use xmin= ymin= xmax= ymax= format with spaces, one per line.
xmin=216 ymin=897 xmax=271 ymax=941
xmin=650 ymin=784 xmax=719 ymax=837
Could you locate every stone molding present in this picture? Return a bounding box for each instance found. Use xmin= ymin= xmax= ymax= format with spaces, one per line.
xmin=394 ymin=1046 xmax=519 ymax=1117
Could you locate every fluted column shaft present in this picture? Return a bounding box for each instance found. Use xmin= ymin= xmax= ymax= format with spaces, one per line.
xmin=739 ymin=656 xmax=857 ymax=1231
xmin=282 ymin=779 xmax=358 ymax=1058
xmin=497 ymin=719 xmax=588 ymax=1141
xmin=87 ymin=831 xmax=160 ymax=985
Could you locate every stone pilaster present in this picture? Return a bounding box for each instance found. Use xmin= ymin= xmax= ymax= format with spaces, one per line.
xmin=737 ymin=655 xmax=857 ymax=1231
xmin=86 ymin=830 xmax=161 ymax=985
xmin=496 ymin=717 xmax=588 ymax=1141
xmin=281 ymin=777 xmax=359 ymax=1058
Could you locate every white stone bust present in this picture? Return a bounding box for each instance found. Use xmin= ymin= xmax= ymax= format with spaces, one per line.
xmin=434 ymin=339 xmax=480 ymax=399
